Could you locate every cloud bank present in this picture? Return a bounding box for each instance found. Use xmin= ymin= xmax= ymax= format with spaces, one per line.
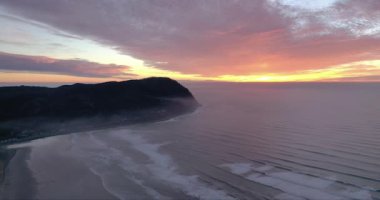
xmin=0 ymin=0 xmax=379 ymax=76
xmin=0 ymin=52 xmax=129 ymax=78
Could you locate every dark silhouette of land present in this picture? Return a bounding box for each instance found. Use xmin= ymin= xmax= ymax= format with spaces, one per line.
xmin=0 ymin=77 xmax=199 ymax=143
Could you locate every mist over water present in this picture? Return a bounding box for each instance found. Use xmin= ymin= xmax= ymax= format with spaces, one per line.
xmin=2 ymin=82 xmax=380 ymax=200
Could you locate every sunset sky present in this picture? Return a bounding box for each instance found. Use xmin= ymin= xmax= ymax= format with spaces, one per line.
xmin=0 ymin=0 xmax=379 ymax=83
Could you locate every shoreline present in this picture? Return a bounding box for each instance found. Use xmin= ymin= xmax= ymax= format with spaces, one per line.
xmin=0 ymin=107 xmax=201 ymax=199
xmin=0 ymin=148 xmax=37 ymax=199
xmin=1 ymin=140 xmax=119 ymax=200
xmin=0 ymin=77 xmax=200 ymax=146
xmin=0 ymin=105 xmax=200 ymax=147
xmin=0 ymin=108 xmax=199 ymax=199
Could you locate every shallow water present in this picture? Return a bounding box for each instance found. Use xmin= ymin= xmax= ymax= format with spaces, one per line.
xmin=1 ymin=82 xmax=380 ymax=200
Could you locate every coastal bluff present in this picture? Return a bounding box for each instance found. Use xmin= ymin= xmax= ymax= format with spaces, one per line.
xmin=0 ymin=77 xmax=199 ymax=143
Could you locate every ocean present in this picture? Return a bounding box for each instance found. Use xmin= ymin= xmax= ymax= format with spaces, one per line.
xmin=1 ymin=82 xmax=380 ymax=200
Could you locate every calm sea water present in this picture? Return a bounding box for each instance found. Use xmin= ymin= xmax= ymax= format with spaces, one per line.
xmin=1 ymin=82 xmax=380 ymax=200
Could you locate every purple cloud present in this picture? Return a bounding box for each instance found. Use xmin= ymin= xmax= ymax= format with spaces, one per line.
xmin=0 ymin=52 xmax=130 ymax=78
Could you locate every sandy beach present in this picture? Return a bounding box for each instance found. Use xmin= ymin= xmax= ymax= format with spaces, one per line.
xmin=1 ymin=135 xmax=117 ymax=200
xmin=1 ymin=148 xmax=37 ymax=199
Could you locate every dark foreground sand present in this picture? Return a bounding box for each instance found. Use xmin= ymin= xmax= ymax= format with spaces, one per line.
xmin=0 ymin=137 xmax=117 ymax=200
xmin=1 ymin=149 xmax=37 ymax=199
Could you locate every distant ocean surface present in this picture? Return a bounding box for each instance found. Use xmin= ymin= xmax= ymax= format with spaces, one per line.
xmin=1 ymin=82 xmax=380 ymax=200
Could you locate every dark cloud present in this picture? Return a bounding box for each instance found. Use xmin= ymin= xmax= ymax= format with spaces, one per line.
xmin=0 ymin=0 xmax=379 ymax=76
xmin=0 ymin=52 xmax=129 ymax=78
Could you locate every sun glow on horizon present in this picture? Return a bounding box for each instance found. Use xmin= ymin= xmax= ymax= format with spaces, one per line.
xmin=1 ymin=59 xmax=380 ymax=84
xmin=203 ymin=60 xmax=380 ymax=82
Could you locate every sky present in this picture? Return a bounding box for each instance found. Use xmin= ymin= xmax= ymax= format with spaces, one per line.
xmin=0 ymin=0 xmax=379 ymax=83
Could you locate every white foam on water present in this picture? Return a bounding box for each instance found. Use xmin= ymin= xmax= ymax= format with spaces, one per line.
xmin=270 ymin=171 xmax=333 ymax=189
xmin=222 ymin=162 xmax=373 ymax=200
xmin=88 ymin=167 xmax=134 ymax=200
xmin=154 ymin=108 xmax=200 ymax=124
xmin=69 ymin=133 xmax=162 ymax=200
xmin=68 ymin=130 xmax=234 ymax=200
xmin=274 ymin=193 xmax=305 ymax=200
xmin=7 ymin=135 xmax=60 ymax=149
xmin=248 ymin=173 xmax=345 ymax=200
xmin=132 ymin=178 xmax=171 ymax=200
xmin=255 ymin=165 xmax=274 ymax=172
xmin=113 ymin=130 xmax=236 ymax=200
xmin=220 ymin=163 xmax=252 ymax=175
xmin=90 ymin=164 xmax=170 ymax=200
